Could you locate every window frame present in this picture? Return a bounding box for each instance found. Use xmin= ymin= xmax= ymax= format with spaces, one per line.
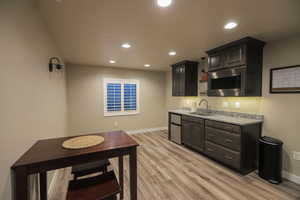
xmin=103 ymin=78 xmax=140 ymax=116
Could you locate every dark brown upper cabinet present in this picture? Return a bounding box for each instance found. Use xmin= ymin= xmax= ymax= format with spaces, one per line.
xmin=206 ymin=37 xmax=265 ymax=71
xmin=206 ymin=37 xmax=266 ymax=97
xmin=208 ymin=51 xmax=227 ymax=71
xmin=226 ymin=45 xmax=246 ymax=68
xmin=171 ymin=60 xmax=198 ymax=96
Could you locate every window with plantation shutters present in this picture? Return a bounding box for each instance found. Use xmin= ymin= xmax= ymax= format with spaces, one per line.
xmin=106 ymin=83 xmax=121 ymax=112
xmin=103 ymin=78 xmax=139 ymax=116
xmin=124 ymin=83 xmax=137 ymax=111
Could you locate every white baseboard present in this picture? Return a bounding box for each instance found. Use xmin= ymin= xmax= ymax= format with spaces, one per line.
xmin=126 ymin=127 xmax=167 ymax=134
xmin=283 ymin=171 xmax=300 ymax=185
xmin=48 ymin=170 xmax=59 ymax=196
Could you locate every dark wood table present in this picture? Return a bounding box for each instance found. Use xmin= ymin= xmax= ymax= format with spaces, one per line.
xmin=11 ymin=130 xmax=139 ymax=200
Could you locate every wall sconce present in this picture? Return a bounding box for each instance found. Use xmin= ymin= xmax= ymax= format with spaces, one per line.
xmin=49 ymin=57 xmax=64 ymax=72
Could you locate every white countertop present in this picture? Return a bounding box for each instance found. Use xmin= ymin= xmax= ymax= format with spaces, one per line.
xmin=169 ymin=109 xmax=263 ymax=126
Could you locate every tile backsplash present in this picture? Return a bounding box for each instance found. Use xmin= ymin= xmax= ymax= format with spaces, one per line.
xmin=179 ymin=97 xmax=263 ymax=115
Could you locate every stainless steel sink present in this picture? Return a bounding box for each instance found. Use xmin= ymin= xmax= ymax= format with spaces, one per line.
xmin=190 ymin=111 xmax=213 ymax=116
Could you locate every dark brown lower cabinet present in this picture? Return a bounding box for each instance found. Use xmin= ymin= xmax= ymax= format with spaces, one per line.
xmin=182 ymin=116 xmax=205 ymax=152
xmin=204 ymin=120 xmax=262 ymax=174
xmin=175 ymin=113 xmax=262 ymax=175
xmin=205 ymin=141 xmax=241 ymax=170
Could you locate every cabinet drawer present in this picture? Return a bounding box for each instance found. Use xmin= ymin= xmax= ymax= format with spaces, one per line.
xmin=206 ymin=120 xmax=241 ymax=134
xmin=205 ymin=142 xmax=240 ymax=169
xmin=170 ymin=113 xmax=181 ymax=125
xmin=182 ymin=115 xmax=204 ymax=124
xmin=205 ymin=141 xmax=221 ymax=160
xmin=206 ymin=127 xmax=241 ymax=151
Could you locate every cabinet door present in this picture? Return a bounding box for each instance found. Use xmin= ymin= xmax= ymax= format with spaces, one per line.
xmin=171 ymin=61 xmax=198 ymax=96
xmin=182 ymin=121 xmax=205 ymax=152
xmin=172 ymin=65 xmax=185 ymax=96
xmin=226 ymin=46 xmax=245 ymax=67
xmin=178 ymin=65 xmax=185 ymax=96
xmin=182 ymin=121 xmax=192 ymax=146
xmin=208 ymin=52 xmax=226 ymax=71
xmin=172 ymin=66 xmax=179 ymax=96
xmin=190 ymin=123 xmax=205 ymax=152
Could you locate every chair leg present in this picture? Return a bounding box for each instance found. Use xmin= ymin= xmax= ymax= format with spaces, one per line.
xmin=103 ymin=195 xmax=117 ymax=200
xmin=103 ymin=166 xmax=108 ymax=173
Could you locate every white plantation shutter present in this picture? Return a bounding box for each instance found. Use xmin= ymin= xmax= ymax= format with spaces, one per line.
xmin=124 ymin=83 xmax=137 ymax=111
xmin=106 ymin=83 xmax=121 ymax=112
xmin=103 ymin=78 xmax=139 ymax=116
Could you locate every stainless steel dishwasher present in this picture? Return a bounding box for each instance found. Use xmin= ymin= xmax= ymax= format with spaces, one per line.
xmin=169 ymin=113 xmax=182 ymax=144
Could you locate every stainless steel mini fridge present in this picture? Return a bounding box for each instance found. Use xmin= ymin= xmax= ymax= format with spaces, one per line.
xmin=170 ymin=113 xmax=182 ymax=144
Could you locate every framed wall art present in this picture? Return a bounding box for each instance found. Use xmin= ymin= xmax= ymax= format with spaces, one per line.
xmin=270 ymin=65 xmax=300 ymax=93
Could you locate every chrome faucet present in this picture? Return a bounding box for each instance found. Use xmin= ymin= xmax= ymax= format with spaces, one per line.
xmin=198 ymin=99 xmax=209 ymax=110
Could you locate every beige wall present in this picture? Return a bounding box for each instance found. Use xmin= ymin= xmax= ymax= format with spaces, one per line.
xmin=67 ymin=64 xmax=166 ymax=135
xmin=165 ymin=36 xmax=300 ymax=177
xmin=261 ymin=36 xmax=300 ymax=177
xmin=0 ymin=0 xmax=67 ymax=199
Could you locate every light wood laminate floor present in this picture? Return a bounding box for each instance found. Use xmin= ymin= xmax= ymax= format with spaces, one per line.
xmin=49 ymin=131 xmax=300 ymax=200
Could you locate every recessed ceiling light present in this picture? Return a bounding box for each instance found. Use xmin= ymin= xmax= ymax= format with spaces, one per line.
xmin=109 ymin=60 xmax=116 ymax=64
xmin=121 ymin=43 xmax=131 ymax=48
xmin=224 ymin=22 xmax=238 ymax=30
xmin=157 ymin=0 xmax=172 ymax=7
xmin=169 ymin=51 xmax=176 ymax=56
xmin=144 ymin=64 xmax=151 ymax=67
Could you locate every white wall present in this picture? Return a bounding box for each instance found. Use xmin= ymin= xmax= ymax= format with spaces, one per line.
xmin=67 ymin=64 xmax=166 ymax=135
xmin=0 ymin=0 xmax=67 ymax=199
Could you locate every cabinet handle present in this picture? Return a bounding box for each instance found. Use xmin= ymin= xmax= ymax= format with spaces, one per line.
xmin=225 ymin=139 xmax=233 ymax=143
xmin=224 ymin=155 xmax=233 ymax=160
xmin=207 ymin=148 xmax=214 ymax=152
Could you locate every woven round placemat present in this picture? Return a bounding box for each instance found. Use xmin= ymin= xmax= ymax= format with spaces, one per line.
xmin=62 ymin=135 xmax=104 ymax=149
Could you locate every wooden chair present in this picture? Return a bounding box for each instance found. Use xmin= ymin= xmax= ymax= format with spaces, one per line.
xmin=71 ymin=159 xmax=110 ymax=180
xmin=67 ymin=171 xmax=120 ymax=200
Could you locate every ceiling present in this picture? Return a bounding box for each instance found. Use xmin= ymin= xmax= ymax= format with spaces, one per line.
xmin=38 ymin=0 xmax=300 ymax=71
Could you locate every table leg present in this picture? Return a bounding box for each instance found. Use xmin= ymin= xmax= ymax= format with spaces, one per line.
xmin=118 ymin=156 xmax=124 ymax=200
xmin=129 ymin=147 xmax=137 ymax=200
xmin=12 ymin=167 xmax=28 ymax=200
xmin=40 ymin=172 xmax=47 ymax=200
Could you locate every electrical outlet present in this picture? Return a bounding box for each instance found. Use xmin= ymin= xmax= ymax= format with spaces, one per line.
xmin=114 ymin=122 xmax=118 ymax=127
xmin=292 ymin=151 xmax=300 ymax=161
